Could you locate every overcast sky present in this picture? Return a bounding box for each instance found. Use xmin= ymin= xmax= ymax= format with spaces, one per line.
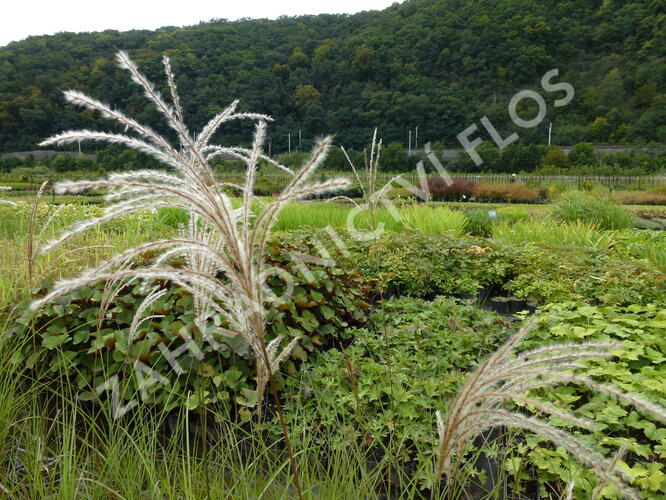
xmin=0 ymin=0 xmax=398 ymax=47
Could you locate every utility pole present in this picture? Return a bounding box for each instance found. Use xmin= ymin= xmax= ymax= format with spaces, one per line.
xmin=268 ymin=137 xmax=272 ymax=157
xmin=548 ymin=122 xmax=553 ymax=147
xmin=415 ymin=126 xmax=419 ymax=150
xmin=408 ymin=130 xmax=412 ymax=154
xmin=298 ymin=129 xmax=302 ymax=149
xmin=288 ymin=133 xmax=291 ymax=154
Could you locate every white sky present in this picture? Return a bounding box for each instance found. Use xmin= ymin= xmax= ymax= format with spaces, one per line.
xmin=0 ymin=0 xmax=398 ymax=47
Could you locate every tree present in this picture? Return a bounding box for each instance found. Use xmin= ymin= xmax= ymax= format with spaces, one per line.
xmin=352 ymin=45 xmax=375 ymax=79
xmin=293 ymin=84 xmax=321 ymax=111
xmin=569 ymin=142 xmax=598 ymax=166
xmin=539 ymin=147 xmax=568 ymax=169
xmin=379 ymin=142 xmax=412 ymax=172
xmin=596 ymin=69 xmax=624 ymax=114
xmin=586 ymin=117 xmax=612 ymax=143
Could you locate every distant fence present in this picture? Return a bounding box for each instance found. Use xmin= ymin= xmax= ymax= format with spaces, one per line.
xmin=3 ymin=172 xmax=665 ymax=190
xmin=215 ymin=171 xmax=666 ymax=188
xmin=430 ymin=173 xmax=665 ymax=188
xmin=409 ymin=145 xmax=665 ymax=158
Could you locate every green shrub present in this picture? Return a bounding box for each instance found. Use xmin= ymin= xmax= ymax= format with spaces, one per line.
xmin=568 ymin=142 xmax=598 ymax=166
xmin=497 ymin=241 xmax=665 ymax=306
xmin=16 ymin=236 xmax=373 ymax=413
xmin=385 ymin=187 xmax=416 ymax=200
xmin=521 ymin=303 xmax=666 ymax=497
xmin=552 ymin=191 xmax=633 ymax=229
xmin=539 ymin=147 xmax=568 ymax=169
xmin=277 ymin=296 xmax=511 ymax=488
xmin=358 ymin=231 xmax=509 ymax=297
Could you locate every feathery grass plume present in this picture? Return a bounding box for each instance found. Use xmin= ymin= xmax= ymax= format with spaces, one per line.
xmin=35 ymin=50 xmax=350 ymax=409
xmin=329 ymin=129 xmax=402 ymax=234
xmin=0 ymin=186 xmax=16 ymax=206
xmin=434 ymin=318 xmax=666 ymax=499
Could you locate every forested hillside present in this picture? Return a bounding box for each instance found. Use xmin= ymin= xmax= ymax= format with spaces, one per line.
xmin=0 ymin=0 xmax=664 ymax=154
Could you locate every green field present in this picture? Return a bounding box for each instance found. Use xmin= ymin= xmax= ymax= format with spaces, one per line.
xmin=1 ymin=188 xmax=665 ymax=497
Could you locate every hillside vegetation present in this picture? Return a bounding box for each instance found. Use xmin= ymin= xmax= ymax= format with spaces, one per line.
xmin=0 ymin=0 xmax=664 ymax=153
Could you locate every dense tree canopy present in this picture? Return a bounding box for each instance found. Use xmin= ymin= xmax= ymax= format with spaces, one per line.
xmin=0 ymin=0 xmax=664 ymax=155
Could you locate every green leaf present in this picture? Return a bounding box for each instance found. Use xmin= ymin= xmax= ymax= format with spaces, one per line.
xmin=42 ymin=334 xmax=69 ymax=350
xmin=72 ymin=329 xmax=91 ymax=345
xmin=320 ymin=305 xmax=335 ymax=320
xmin=236 ymin=388 xmax=258 ymax=407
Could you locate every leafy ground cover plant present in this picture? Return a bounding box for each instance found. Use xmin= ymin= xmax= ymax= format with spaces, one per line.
xmin=434 ymin=309 xmax=666 ymax=500
xmin=0 ymin=315 xmax=429 ymax=499
xmin=263 ymin=228 xmax=664 ymax=307
xmin=358 ymin=230 xmax=509 ymax=297
xmin=499 ymin=241 xmax=665 ymax=306
xmin=614 ymin=230 xmax=666 ymax=273
xmin=516 ymin=303 xmax=666 ymax=498
xmin=277 ymin=297 xmax=666 ymax=498
xmin=277 ymin=296 xmax=512 ymax=492
xmin=15 ymin=237 xmax=371 ymax=415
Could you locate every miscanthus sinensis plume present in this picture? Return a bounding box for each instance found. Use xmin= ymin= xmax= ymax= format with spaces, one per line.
xmin=435 ymin=318 xmax=666 ymax=499
xmin=33 ymin=51 xmax=349 ymax=406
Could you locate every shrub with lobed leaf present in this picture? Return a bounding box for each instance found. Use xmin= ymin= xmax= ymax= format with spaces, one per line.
xmin=434 ymin=313 xmax=666 ymax=499
xmin=18 ymin=237 xmax=372 ymax=412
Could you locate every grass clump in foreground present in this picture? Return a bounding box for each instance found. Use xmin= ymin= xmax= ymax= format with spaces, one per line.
xmin=0 ymin=322 xmax=404 ymax=498
xmin=8 ymin=51 xmax=666 ymax=499
xmin=553 ymin=191 xmax=633 ymax=230
xmin=491 ymin=219 xmax=620 ymax=250
xmin=273 ymin=202 xmax=468 ymax=235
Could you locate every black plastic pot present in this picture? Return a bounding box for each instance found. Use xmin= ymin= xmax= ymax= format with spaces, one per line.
xmin=489 ymin=297 xmax=509 ymax=314
xmin=526 ymin=302 xmax=538 ymax=314
xmin=476 ymin=286 xmax=496 ymax=305
xmin=508 ymin=298 xmax=528 ymax=314
xmin=452 ymin=292 xmax=475 ymax=302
